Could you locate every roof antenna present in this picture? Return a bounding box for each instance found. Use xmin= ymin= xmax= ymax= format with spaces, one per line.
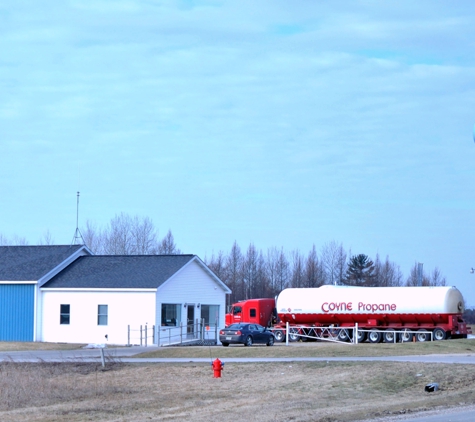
xmin=71 ymin=191 xmax=85 ymax=246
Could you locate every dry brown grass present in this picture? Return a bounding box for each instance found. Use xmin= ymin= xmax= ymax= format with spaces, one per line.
xmin=0 ymin=342 xmax=86 ymax=352
xmin=136 ymin=338 xmax=475 ymax=359
xmin=0 ymin=359 xmax=474 ymax=421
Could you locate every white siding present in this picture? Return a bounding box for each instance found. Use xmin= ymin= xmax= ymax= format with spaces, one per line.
xmin=40 ymin=290 xmax=155 ymax=345
xmin=38 ymin=257 xmax=229 ymax=346
xmin=156 ymin=259 xmax=227 ymax=342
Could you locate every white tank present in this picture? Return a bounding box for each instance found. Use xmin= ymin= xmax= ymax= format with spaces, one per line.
xmin=276 ymin=285 xmax=465 ymax=325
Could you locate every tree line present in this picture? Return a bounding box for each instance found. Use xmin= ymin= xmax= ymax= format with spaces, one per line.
xmin=204 ymin=241 xmax=447 ymax=306
xmin=0 ymin=213 xmax=180 ymax=255
xmin=1 ymin=213 xmax=447 ymax=308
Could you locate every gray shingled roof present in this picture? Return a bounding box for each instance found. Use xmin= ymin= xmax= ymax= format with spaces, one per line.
xmin=0 ymin=245 xmax=85 ymax=281
xmin=41 ymin=255 xmax=197 ymax=289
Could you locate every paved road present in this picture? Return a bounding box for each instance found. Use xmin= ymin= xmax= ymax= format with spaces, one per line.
xmin=1 ymin=347 xmax=474 ymax=422
xmin=369 ymin=406 xmax=475 ymax=422
xmin=1 ymin=346 xmax=475 ymax=365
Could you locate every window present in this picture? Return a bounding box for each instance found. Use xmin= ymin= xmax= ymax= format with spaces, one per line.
xmin=249 ymin=308 xmax=256 ymax=318
xmin=60 ymin=304 xmax=70 ymax=325
xmin=98 ymin=305 xmax=108 ymax=326
xmin=201 ymin=305 xmax=219 ymax=325
xmin=161 ymin=304 xmax=181 ymax=326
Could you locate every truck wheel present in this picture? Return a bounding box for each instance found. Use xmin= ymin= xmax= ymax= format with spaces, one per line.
xmin=337 ymin=329 xmax=351 ymax=342
xmin=245 ymin=336 xmax=253 ymax=347
xmin=273 ymin=330 xmax=284 ymax=342
xmin=400 ymin=329 xmax=412 ymax=342
xmin=383 ymin=329 xmax=398 ymax=343
xmin=222 ymin=342 xmax=229 ymax=347
xmin=266 ymin=336 xmax=274 ymax=346
xmin=416 ymin=330 xmax=430 ymax=342
xmin=288 ymin=328 xmax=299 ymax=342
xmin=368 ymin=329 xmax=382 ymax=343
xmin=356 ymin=329 xmax=366 ymax=343
xmin=433 ymin=328 xmax=446 ymax=341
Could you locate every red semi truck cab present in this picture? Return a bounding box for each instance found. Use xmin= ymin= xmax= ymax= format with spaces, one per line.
xmin=225 ymin=298 xmax=276 ymax=327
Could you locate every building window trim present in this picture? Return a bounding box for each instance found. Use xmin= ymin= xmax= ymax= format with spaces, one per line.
xmin=60 ymin=304 xmax=70 ymax=325
xmin=98 ymin=304 xmax=108 ymax=326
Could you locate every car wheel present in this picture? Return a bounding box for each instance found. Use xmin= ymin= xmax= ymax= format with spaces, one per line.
xmin=267 ymin=336 xmax=274 ymax=346
xmin=245 ymin=336 xmax=253 ymax=347
xmin=222 ymin=342 xmax=229 ymax=347
xmin=273 ymin=330 xmax=284 ymax=342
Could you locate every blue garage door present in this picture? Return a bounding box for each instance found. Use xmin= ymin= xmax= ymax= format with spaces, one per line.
xmin=0 ymin=284 xmax=35 ymax=341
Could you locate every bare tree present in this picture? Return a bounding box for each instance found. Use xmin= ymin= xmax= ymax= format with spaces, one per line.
xmin=405 ymin=262 xmax=430 ymax=286
xmin=0 ymin=234 xmax=29 ymax=246
xmin=82 ymin=220 xmax=105 ymax=254
xmin=158 ymin=230 xmax=180 ymax=254
xmin=82 ymin=214 xmax=174 ymax=255
xmin=275 ymin=247 xmax=290 ymax=293
xmin=304 ymin=244 xmax=325 ymax=287
xmin=205 ymin=250 xmax=227 ymax=281
xmin=38 ymin=230 xmax=55 ymax=245
xmin=132 ymin=216 xmax=158 ymax=254
xmin=266 ymin=247 xmax=279 ymax=295
xmin=254 ymin=250 xmax=270 ymax=298
xmin=103 ymin=213 xmax=135 ymax=255
xmin=374 ymin=254 xmax=403 ymax=287
xmin=0 ymin=234 xmax=9 ymax=245
xmin=321 ymin=241 xmax=346 ymax=285
xmin=226 ymin=241 xmax=244 ymax=304
xmin=429 ymin=267 xmax=446 ymax=286
xmin=290 ymin=249 xmax=304 ymax=288
xmin=242 ymin=243 xmax=259 ymax=299
xmin=266 ymin=247 xmax=289 ymax=296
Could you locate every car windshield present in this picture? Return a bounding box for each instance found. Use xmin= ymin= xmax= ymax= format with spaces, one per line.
xmin=227 ymin=324 xmax=246 ymax=330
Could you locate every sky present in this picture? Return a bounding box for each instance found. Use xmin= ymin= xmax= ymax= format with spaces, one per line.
xmin=1 ymin=1 xmax=475 ymax=305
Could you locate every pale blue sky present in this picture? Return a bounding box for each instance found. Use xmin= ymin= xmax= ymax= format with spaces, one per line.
xmin=2 ymin=1 xmax=475 ymax=304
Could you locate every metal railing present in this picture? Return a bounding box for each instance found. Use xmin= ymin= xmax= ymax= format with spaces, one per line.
xmin=127 ymin=319 xmax=219 ymax=346
xmin=277 ymin=322 xmax=435 ymax=345
xmin=127 ymin=324 xmax=156 ymax=346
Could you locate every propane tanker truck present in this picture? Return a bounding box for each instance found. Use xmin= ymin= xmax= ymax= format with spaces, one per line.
xmin=225 ymin=285 xmax=471 ymax=343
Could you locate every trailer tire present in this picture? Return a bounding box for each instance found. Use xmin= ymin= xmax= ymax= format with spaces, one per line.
xmin=273 ymin=330 xmax=284 ymax=342
xmin=288 ymin=328 xmax=299 ymax=342
xmin=337 ymin=329 xmax=352 ymax=342
xmin=222 ymin=342 xmax=229 ymax=347
xmin=368 ymin=329 xmax=382 ymax=343
xmin=383 ymin=329 xmax=399 ymax=343
xmin=245 ymin=336 xmax=253 ymax=347
xmin=416 ymin=330 xmax=430 ymax=342
xmin=356 ymin=329 xmax=366 ymax=343
xmin=400 ymin=329 xmax=412 ymax=342
xmin=433 ymin=328 xmax=446 ymax=341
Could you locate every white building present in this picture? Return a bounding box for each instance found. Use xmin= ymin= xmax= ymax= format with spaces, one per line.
xmin=0 ymin=246 xmax=230 ymax=345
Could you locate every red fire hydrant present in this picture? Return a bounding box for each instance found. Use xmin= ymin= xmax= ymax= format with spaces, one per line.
xmin=212 ymin=358 xmax=224 ymax=378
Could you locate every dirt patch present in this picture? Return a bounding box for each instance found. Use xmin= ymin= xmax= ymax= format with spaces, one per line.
xmin=0 ymin=360 xmax=474 ymax=421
